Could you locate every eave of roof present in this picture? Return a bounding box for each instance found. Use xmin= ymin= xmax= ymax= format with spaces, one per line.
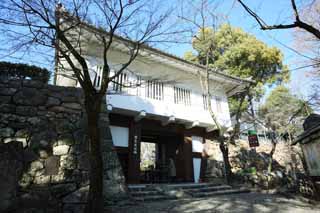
xmin=293 ymin=125 xmax=320 ymax=145
xmin=93 ymin=27 xmax=252 ymax=84
xmin=61 ymin=13 xmax=254 ymax=89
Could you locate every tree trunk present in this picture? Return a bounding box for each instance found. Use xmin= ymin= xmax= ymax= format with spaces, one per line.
xmin=268 ymin=141 xmax=276 ymax=173
xmin=287 ymin=133 xmax=297 ymax=183
xmin=84 ymin=94 xmax=104 ymax=213
xmin=267 ymin=140 xmax=277 ymax=189
xmin=219 ymin=139 xmax=232 ymax=183
xmin=230 ymin=93 xmax=246 ymax=143
xmin=231 ymin=112 xmax=242 ymax=143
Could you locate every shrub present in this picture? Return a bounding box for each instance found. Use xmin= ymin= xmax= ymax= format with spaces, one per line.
xmin=0 ymin=61 xmax=50 ymax=83
xmin=238 ymin=167 xmax=257 ymax=175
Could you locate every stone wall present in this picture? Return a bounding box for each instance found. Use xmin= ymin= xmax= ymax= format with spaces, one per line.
xmin=229 ymin=140 xmax=304 ymax=173
xmin=0 ymin=79 xmax=127 ymax=212
xmin=230 ymin=140 xmax=305 ymax=187
xmin=203 ymin=139 xmax=305 ymax=188
xmin=202 ymin=140 xmax=225 ymax=184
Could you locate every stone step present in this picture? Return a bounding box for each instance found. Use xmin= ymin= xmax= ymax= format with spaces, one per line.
xmin=128 ymin=182 xmax=220 ymax=191
xmin=127 ymin=184 xmax=148 ymax=190
xmin=166 ymin=183 xmax=220 ymax=190
xmin=133 ymin=195 xmax=177 ymax=202
xmin=130 ymin=191 xmax=161 ymax=196
xmin=192 ymin=188 xmax=251 ymax=198
xmin=184 ymin=185 xmax=232 ymax=193
xmin=128 ymin=185 xmax=157 ymax=192
xmin=128 ymin=184 xmax=250 ymax=202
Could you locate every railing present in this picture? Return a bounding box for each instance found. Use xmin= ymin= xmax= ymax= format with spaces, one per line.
xmin=94 ymin=67 xmax=224 ymax=114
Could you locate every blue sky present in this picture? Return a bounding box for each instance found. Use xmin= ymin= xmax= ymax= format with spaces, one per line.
xmin=165 ymin=0 xmax=317 ymax=101
xmin=1 ymin=0 xmax=316 ymax=102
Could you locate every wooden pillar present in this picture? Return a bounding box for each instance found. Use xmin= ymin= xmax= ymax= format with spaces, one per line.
xmin=183 ymin=134 xmax=194 ymax=182
xmin=127 ymin=121 xmax=141 ymax=183
xmin=175 ymin=135 xmax=185 ymax=181
xmin=200 ymin=137 xmax=208 ymax=182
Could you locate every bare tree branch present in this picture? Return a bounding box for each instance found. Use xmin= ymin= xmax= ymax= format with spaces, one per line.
xmin=0 ymin=1 xmax=180 ymax=211
xmin=237 ymin=0 xmax=320 ymax=40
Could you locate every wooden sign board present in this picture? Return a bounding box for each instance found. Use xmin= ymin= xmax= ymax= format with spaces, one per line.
xmin=248 ymin=130 xmax=259 ymax=147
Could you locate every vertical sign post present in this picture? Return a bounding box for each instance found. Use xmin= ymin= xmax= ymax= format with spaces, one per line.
xmin=248 ymin=130 xmax=259 ymax=148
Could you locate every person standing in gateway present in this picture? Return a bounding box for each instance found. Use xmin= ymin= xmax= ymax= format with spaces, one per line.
xmin=168 ymin=157 xmax=176 ymax=183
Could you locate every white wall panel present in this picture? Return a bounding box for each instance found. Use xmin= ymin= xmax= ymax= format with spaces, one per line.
xmin=110 ymin=126 xmax=129 ymax=147
xmin=86 ymin=52 xmax=233 ymax=128
xmin=193 ymin=158 xmax=201 ymax=183
xmin=192 ymin=136 xmax=204 ymax=153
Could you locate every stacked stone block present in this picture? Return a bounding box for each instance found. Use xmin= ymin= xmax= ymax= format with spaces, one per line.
xmin=0 ymin=79 xmax=127 ymax=212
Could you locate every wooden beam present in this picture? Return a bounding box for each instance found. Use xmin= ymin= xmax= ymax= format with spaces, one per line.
xmin=134 ymin=110 xmax=146 ymax=122
xmin=186 ymin=120 xmax=199 ymax=129
xmin=226 ymin=85 xmax=239 ymax=96
xmin=127 ymin=121 xmax=141 ymax=183
xmin=161 ymin=115 xmax=175 ymax=126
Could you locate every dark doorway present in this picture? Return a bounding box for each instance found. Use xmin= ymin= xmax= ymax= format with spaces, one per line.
xmin=139 ymin=132 xmax=182 ymax=183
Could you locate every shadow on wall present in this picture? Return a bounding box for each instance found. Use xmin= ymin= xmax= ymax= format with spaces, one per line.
xmin=0 ymin=79 xmax=126 ymax=213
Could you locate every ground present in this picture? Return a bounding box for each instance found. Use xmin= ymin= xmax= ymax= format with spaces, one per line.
xmin=108 ymin=192 xmax=320 ymax=213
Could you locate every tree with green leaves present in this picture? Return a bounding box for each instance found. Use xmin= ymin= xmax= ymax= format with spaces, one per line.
xmin=237 ymin=0 xmax=320 ymax=113
xmin=185 ymin=24 xmax=289 ymax=139
xmin=180 ymin=0 xmax=239 ymax=181
xmin=257 ymin=85 xmax=311 ymax=188
xmin=259 ymin=85 xmax=311 ymax=139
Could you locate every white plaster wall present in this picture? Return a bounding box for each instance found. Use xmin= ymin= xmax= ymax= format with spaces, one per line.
xmin=192 ymin=136 xmax=204 ymax=153
xmin=56 ymin=47 xmax=232 ymax=128
xmin=110 ymin=126 xmax=129 ymax=147
xmin=85 ymin=49 xmax=225 ymax=95
xmin=107 ymin=93 xmax=230 ymax=127
xmin=85 ymin=50 xmax=232 ymax=128
xmin=193 ymin=158 xmax=202 ymax=183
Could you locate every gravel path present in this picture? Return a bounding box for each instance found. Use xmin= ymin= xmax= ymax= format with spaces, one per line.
xmin=108 ymin=192 xmax=320 ymax=213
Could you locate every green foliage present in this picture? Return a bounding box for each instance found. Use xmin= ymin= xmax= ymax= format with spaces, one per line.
xmin=238 ymin=167 xmax=257 ymax=175
xmin=185 ymin=24 xmax=289 ymax=115
xmin=140 ymin=160 xmax=154 ymax=171
xmin=258 ymin=85 xmax=311 ymax=136
xmin=0 ymin=61 xmax=50 ymax=83
xmin=228 ymin=96 xmax=249 ymax=116
xmin=184 ymin=51 xmax=198 ymax=63
xmin=191 ymin=27 xmax=216 ymax=64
